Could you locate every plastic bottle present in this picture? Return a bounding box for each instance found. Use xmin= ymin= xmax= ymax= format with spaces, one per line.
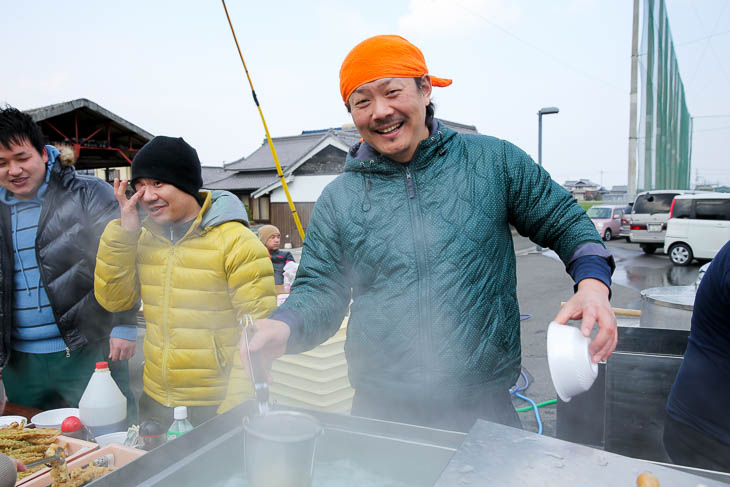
xmin=79 ymin=362 xmax=127 ymax=438
xmin=165 ymin=406 xmax=194 ymax=441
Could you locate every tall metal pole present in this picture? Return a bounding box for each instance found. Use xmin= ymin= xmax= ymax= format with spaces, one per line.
xmin=537 ymin=107 xmax=558 ymax=166
xmin=628 ymin=0 xmax=640 ymax=200
xmin=538 ymin=113 xmax=543 ymax=166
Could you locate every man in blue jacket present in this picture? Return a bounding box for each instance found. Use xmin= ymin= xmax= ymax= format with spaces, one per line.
xmin=243 ymin=35 xmax=616 ymax=431
xmin=0 ymin=106 xmax=138 ymax=419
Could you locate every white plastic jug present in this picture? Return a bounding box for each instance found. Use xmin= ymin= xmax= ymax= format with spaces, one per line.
xmin=79 ymin=361 xmax=127 ymax=438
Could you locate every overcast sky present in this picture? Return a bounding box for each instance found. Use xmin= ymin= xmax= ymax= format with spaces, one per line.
xmin=4 ymin=0 xmax=729 ymax=189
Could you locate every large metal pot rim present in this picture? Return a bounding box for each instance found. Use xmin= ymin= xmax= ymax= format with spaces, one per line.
xmin=639 ymin=286 xmax=695 ymax=311
xmin=243 ymin=410 xmax=323 ymax=443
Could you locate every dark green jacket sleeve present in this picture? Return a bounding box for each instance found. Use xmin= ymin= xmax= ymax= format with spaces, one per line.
xmin=270 ymin=186 xmax=351 ymax=353
xmin=501 ymin=140 xmax=605 ymax=262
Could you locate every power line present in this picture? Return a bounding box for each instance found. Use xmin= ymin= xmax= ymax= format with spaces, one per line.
xmin=675 ymin=28 xmax=730 ymax=46
xmin=693 ymin=114 xmax=730 ymax=118
xmin=688 ymin=0 xmax=730 ymax=88
xmin=693 ymin=125 xmax=730 ymax=133
xmin=709 ymin=41 xmax=730 ymax=90
xmin=452 ymin=1 xmax=625 ymax=94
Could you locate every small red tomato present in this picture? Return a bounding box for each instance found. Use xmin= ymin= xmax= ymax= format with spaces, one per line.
xmin=61 ymin=416 xmax=83 ymax=432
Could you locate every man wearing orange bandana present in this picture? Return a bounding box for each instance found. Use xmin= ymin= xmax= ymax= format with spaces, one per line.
xmin=243 ymin=35 xmax=616 ymax=432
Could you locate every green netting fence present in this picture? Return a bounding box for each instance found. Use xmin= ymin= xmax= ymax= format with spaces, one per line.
xmin=637 ymin=0 xmax=692 ymax=192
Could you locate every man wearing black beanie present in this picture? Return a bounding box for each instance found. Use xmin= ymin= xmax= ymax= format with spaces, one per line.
xmin=130 ymin=136 xmax=203 ymax=206
xmin=94 ymin=136 xmax=276 ymax=428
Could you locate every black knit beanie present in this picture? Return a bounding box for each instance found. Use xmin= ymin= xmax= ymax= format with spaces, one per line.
xmin=131 ymin=136 xmax=203 ymax=200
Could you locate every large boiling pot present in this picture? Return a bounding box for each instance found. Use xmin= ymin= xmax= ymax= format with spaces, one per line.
xmin=639 ymin=285 xmax=695 ymax=330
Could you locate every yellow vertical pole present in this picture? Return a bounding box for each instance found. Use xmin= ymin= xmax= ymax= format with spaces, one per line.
xmin=221 ymin=0 xmax=306 ymax=242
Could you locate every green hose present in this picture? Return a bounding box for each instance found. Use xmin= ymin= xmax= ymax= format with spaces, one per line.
xmin=515 ymin=399 xmax=557 ymax=413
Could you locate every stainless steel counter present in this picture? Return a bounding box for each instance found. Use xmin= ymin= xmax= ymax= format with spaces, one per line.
xmin=87 ymin=402 xmax=465 ymax=487
xmin=435 ymin=419 xmax=729 ymax=486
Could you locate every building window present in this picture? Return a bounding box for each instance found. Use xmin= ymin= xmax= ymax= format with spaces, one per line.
xmin=252 ymin=196 xmax=270 ymax=221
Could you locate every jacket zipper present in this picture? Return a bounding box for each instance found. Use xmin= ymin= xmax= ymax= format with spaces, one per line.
xmin=402 ymin=165 xmax=433 ymax=394
xmin=35 ymin=187 xmax=68 ymax=351
xmin=405 ymin=167 xmax=415 ymax=199
xmin=161 ymin=244 xmax=176 ymax=406
xmin=1 ymin=206 xmax=14 ymax=364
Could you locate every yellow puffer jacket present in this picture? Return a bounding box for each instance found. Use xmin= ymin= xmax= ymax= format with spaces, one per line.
xmin=95 ymin=190 xmax=276 ymax=412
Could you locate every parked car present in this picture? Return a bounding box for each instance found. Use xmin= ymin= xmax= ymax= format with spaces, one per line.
xmin=629 ymin=190 xmax=693 ymax=254
xmin=586 ymin=205 xmax=626 ymax=241
xmin=664 ymin=193 xmax=730 ymax=266
xmin=618 ymin=204 xmax=632 ymax=238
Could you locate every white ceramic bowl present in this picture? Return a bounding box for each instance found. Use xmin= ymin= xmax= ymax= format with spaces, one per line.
xmin=0 ymin=415 xmax=27 ymax=427
xmin=547 ymin=322 xmax=598 ymax=402
xmin=31 ymin=408 xmax=80 ymax=429
xmin=94 ymin=431 xmax=129 ymax=447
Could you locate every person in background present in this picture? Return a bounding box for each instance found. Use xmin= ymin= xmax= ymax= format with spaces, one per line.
xmin=95 ymin=136 xmax=276 ymax=428
xmin=663 ymin=240 xmax=730 ymax=472
xmin=258 ymin=225 xmax=295 ymax=285
xmin=241 ymin=35 xmax=617 ymax=432
xmin=0 ymin=106 xmax=138 ymax=419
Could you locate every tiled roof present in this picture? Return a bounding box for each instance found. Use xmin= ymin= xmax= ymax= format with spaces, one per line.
xmin=204 ymin=171 xmax=279 ymax=191
xmin=224 ymin=128 xmax=359 ymax=172
xmin=201 ymin=166 xmax=230 ymax=186
xmin=440 ymin=119 xmax=479 ymax=134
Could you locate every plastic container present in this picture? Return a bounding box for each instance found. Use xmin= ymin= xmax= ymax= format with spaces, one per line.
xmin=95 ymin=431 xmax=129 ymax=448
xmin=20 ymin=444 xmax=144 ymax=487
xmin=79 ymin=362 xmax=127 ymax=438
xmin=16 ymin=435 xmax=98 ymax=486
xmin=166 ymin=406 xmax=194 ymax=441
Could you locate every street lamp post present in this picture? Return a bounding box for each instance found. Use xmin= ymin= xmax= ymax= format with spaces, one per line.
xmin=538 ymin=106 xmax=559 ymax=166
xmin=535 ymin=107 xmax=559 ymax=253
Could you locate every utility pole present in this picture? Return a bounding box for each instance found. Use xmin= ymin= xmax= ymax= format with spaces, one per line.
xmin=628 ymin=0 xmax=640 ymax=199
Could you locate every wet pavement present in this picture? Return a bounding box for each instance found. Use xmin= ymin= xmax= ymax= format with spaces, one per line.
xmin=537 ymin=238 xmax=701 ymax=309
xmin=606 ymin=239 xmax=701 ymax=291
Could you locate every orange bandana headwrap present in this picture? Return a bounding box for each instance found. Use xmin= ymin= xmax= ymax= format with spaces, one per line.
xmin=339 ymin=35 xmax=452 ymax=103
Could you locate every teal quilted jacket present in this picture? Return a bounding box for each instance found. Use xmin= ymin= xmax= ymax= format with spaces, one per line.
xmin=278 ymin=122 xmax=604 ymax=396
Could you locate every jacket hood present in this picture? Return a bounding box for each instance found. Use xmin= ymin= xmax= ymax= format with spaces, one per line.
xmin=344 ymin=119 xmax=457 ymax=174
xmin=142 ymin=189 xmax=248 ymax=241
xmin=200 ymin=190 xmax=249 ymax=228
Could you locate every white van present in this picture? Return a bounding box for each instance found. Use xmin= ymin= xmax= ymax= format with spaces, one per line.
xmin=664 ymin=193 xmax=730 ymax=265
xmin=629 ymin=190 xmax=693 ymax=254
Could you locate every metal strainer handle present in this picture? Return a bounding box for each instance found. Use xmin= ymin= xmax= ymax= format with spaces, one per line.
xmin=241 ymin=314 xmax=270 ymax=414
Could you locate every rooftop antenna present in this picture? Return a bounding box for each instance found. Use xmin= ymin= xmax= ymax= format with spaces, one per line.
xmin=221 ymin=0 xmax=306 ymax=242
